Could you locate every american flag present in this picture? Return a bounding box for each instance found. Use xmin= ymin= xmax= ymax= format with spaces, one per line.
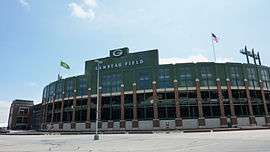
xmin=211 ymin=33 xmax=219 ymax=43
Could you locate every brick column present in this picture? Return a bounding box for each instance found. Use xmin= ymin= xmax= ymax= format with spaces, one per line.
xmin=152 ymin=81 xmax=160 ymax=128
xmin=132 ymin=83 xmax=139 ymax=128
xmin=226 ymin=79 xmax=238 ymax=126
xmin=50 ymin=96 xmax=55 ymax=125
xmin=120 ymin=84 xmax=126 ymax=129
xmin=259 ymin=80 xmax=270 ymax=126
xmin=216 ymin=78 xmax=227 ymax=127
xmin=71 ymin=89 xmax=77 ymax=129
xmin=244 ymin=79 xmax=256 ymax=126
xmin=45 ymin=102 xmax=48 ymax=128
xmin=86 ymin=88 xmax=91 ymax=129
xmin=195 ymin=78 xmax=205 ymax=128
xmin=59 ymin=91 xmax=64 ymax=129
xmin=174 ymin=80 xmax=182 ymax=128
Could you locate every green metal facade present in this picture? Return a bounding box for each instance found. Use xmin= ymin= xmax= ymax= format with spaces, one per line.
xmin=39 ymin=48 xmax=270 ymax=130
xmin=42 ymin=49 xmax=270 ymax=102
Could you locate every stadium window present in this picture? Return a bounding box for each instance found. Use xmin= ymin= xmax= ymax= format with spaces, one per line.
xmin=101 ymin=107 xmax=110 ymax=121
xmin=46 ymin=87 xmax=50 ymax=102
xmin=180 ymin=105 xmax=189 ymax=118
xmin=190 ymin=106 xmax=199 ymax=118
xmin=112 ymin=74 xmax=122 ymax=92
xmin=158 ymin=106 xmax=166 ymax=119
xmin=102 ymin=74 xmax=122 ymax=93
xmin=124 ymin=105 xmax=133 ymax=120
xmin=261 ymin=68 xmax=270 ymax=88
xmin=137 ymin=94 xmax=145 ymax=104
xmin=78 ymin=77 xmax=87 ymax=96
xmin=125 ymin=94 xmax=133 ymax=104
xmin=202 ymin=105 xmax=211 ymax=118
xmin=167 ymin=107 xmax=175 ymax=119
xmin=112 ymin=107 xmax=120 ymax=121
xmin=138 ymin=72 xmax=151 ymax=90
xmin=211 ymin=105 xmax=221 ymax=118
xmin=66 ymin=80 xmax=73 ymax=97
xmin=201 ymin=91 xmax=210 ymax=101
xmin=145 ymin=106 xmax=154 ymax=120
xmin=200 ymin=66 xmax=213 ymax=87
xmin=137 ymin=107 xmax=145 ymax=120
xmin=247 ymin=67 xmax=258 ymax=87
xmin=111 ymin=96 xmax=121 ymax=105
xmin=230 ymin=66 xmax=243 ymax=87
xmin=43 ymin=86 xmax=49 ymax=102
xmin=101 ymin=75 xmax=111 ymax=93
xmin=49 ymin=83 xmax=56 ymax=101
xmin=159 ymin=69 xmax=171 ymax=88
xmin=90 ymin=108 xmax=96 ymax=121
xmin=56 ymin=82 xmax=63 ymax=99
xmin=179 ymin=67 xmax=193 ymax=87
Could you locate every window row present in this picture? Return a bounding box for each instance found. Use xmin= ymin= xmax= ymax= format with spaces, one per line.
xmin=43 ymin=67 xmax=270 ymax=100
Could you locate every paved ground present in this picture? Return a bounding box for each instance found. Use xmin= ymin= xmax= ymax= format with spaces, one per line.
xmin=0 ymin=130 xmax=270 ymax=152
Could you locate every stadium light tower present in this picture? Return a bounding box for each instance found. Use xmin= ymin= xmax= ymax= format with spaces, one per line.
xmin=94 ymin=59 xmax=103 ymax=140
xmin=240 ymin=46 xmax=250 ymax=64
xmin=240 ymin=45 xmax=262 ymax=65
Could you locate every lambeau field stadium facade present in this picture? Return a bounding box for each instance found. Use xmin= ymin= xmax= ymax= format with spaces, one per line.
xmin=41 ymin=48 xmax=270 ymax=131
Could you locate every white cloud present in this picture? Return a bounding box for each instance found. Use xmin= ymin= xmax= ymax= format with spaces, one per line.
xmin=160 ymin=55 xmax=209 ymax=64
xmin=82 ymin=0 xmax=97 ymax=8
xmin=160 ymin=55 xmax=233 ymax=64
xmin=0 ymin=101 xmax=10 ymax=127
xmin=216 ymin=57 xmax=234 ymax=63
xmin=68 ymin=0 xmax=97 ymax=20
xmin=18 ymin=0 xmax=29 ymax=8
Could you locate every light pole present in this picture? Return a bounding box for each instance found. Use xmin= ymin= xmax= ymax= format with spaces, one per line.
xmin=94 ymin=60 xmax=103 ymax=140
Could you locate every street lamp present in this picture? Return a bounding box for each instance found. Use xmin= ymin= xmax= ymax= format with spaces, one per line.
xmin=94 ymin=60 xmax=103 ymax=140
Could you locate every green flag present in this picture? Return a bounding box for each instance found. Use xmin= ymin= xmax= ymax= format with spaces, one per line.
xmin=60 ymin=61 xmax=70 ymax=69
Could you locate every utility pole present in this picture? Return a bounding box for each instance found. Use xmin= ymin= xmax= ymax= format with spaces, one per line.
xmin=94 ymin=60 xmax=103 ymax=140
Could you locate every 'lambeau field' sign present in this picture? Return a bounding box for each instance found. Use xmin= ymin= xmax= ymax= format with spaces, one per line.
xmin=85 ymin=48 xmax=159 ymax=75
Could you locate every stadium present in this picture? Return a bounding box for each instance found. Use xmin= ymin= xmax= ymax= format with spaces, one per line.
xmin=41 ymin=47 xmax=270 ymax=131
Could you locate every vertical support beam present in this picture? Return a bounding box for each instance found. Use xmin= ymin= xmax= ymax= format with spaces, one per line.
xmin=216 ymin=78 xmax=227 ymax=127
xmin=226 ymin=79 xmax=238 ymax=126
xmin=86 ymin=88 xmax=91 ymax=129
xmin=174 ymin=80 xmax=182 ymax=129
xmin=259 ymin=80 xmax=270 ymax=126
xmin=120 ymin=84 xmax=126 ymax=129
xmin=252 ymin=49 xmax=257 ymax=65
xmin=244 ymin=79 xmax=256 ymax=126
xmin=245 ymin=46 xmax=250 ymax=64
xmin=257 ymin=52 xmax=262 ymax=65
xmin=71 ymin=89 xmax=77 ymax=129
xmin=195 ymin=78 xmax=205 ymax=128
xmin=152 ymin=81 xmax=160 ymax=128
xmin=59 ymin=91 xmax=64 ymax=129
xmin=132 ymin=83 xmax=139 ymax=128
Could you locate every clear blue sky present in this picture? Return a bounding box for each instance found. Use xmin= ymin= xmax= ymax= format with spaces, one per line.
xmin=1 ymin=0 xmax=270 ymax=105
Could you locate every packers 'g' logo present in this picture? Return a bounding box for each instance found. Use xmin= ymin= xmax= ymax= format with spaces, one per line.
xmin=112 ymin=50 xmax=123 ymax=57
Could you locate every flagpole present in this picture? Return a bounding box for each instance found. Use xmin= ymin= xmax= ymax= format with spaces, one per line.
xmin=211 ymin=38 xmax=217 ymax=62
